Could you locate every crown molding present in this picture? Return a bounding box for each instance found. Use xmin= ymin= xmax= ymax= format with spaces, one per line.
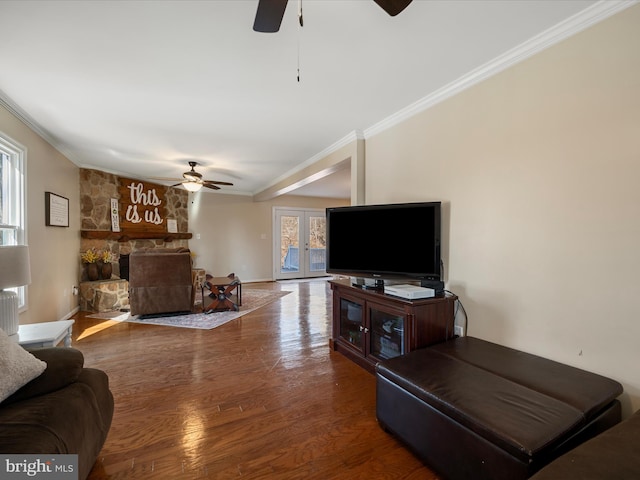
xmin=0 ymin=89 xmax=83 ymax=165
xmin=0 ymin=89 xmax=41 ymax=137
xmin=252 ymin=129 xmax=364 ymax=195
xmin=298 ymin=129 xmax=364 ymax=170
xmin=364 ymin=0 xmax=638 ymax=139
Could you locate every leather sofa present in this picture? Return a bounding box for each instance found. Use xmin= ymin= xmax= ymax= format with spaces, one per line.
xmin=376 ymin=336 xmax=623 ymax=480
xmin=128 ymin=247 xmax=195 ymax=316
xmin=530 ymin=407 xmax=640 ymax=479
xmin=0 ymin=347 xmax=114 ymax=480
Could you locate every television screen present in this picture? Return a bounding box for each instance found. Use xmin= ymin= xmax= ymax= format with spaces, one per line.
xmin=326 ymin=202 xmax=441 ymax=283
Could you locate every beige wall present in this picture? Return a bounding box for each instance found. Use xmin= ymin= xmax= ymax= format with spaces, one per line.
xmin=364 ymin=6 xmax=640 ymax=415
xmin=0 ymin=104 xmax=81 ymax=324
xmin=4 ymin=2 xmax=637 ymax=415
xmin=189 ymin=193 xmax=348 ymax=281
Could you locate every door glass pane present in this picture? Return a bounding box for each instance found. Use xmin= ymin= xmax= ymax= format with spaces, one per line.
xmin=0 ymin=152 xmax=4 ymax=226
xmin=280 ymin=215 xmax=299 ymax=273
xmin=370 ymin=308 xmax=404 ymax=359
xmin=308 ymin=214 xmax=326 ymax=272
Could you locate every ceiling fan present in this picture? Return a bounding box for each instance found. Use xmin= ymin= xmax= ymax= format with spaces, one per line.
xmin=253 ymin=0 xmax=413 ymax=33
xmin=165 ymin=161 xmax=234 ymax=192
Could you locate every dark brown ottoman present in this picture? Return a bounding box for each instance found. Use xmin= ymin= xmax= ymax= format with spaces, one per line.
xmin=376 ymin=336 xmax=623 ymax=480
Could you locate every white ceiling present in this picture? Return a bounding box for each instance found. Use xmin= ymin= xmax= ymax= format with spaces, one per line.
xmin=0 ymin=0 xmax=621 ymax=198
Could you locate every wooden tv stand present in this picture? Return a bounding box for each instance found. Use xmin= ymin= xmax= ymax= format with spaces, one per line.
xmin=329 ymin=279 xmax=457 ymax=373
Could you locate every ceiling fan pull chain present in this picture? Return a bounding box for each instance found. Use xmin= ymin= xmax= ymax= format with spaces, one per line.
xmin=297 ymin=0 xmax=303 ymax=82
xmin=298 ymin=0 xmax=303 ymax=27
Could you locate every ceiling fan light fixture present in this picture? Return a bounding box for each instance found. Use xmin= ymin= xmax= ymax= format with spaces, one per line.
xmin=183 ymin=181 xmax=203 ymax=192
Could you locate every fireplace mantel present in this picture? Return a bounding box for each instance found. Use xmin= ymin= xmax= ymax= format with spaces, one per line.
xmin=81 ymin=230 xmax=192 ymax=242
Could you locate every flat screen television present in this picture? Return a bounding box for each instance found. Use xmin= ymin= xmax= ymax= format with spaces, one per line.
xmin=326 ymin=202 xmax=442 ymax=291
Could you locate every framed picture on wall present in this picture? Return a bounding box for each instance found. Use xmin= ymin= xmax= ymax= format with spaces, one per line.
xmin=45 ymin=192 xmax=69 ymax=227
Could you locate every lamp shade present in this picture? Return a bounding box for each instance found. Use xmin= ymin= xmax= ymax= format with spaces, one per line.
xmin=0 ymin=245 xmax=32 ymax=290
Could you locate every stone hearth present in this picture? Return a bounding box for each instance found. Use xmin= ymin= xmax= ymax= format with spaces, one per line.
xmin=80 ymin=279 xmax=129 ymax=313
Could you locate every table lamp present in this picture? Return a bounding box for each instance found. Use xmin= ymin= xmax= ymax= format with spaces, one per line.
xmin=0 ymin=245 xmax=31 ymax=342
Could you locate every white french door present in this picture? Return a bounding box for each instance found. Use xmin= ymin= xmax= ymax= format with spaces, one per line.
xmin=273 ymin=207 xmax=327 ymax=280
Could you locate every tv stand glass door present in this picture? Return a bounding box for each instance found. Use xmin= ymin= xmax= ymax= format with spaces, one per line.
xmin=338 ymin=296 xmax=364 ymax=352
xmin=369 ymin=304 xmax=405 ymax=360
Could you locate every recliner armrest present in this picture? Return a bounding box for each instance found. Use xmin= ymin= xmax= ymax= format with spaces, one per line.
xmin=2 ymin=347 xmax=84 ymax=405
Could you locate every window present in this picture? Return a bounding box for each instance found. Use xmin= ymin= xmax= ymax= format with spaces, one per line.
xmin=0 ymin=132 xmax=27 ymax=309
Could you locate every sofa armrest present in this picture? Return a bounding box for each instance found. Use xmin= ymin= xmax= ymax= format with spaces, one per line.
xmin=2 ymin=347 xmax=84 ymax=405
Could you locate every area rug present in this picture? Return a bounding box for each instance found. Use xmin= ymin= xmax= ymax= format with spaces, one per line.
xmin=88 ymin=288 xmax=291 ymax=330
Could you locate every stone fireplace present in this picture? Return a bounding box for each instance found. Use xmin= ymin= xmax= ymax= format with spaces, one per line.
xmin=79 ymin=168 xmax=192 ymax=311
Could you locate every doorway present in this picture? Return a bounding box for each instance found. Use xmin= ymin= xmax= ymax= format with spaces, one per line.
xmin=274 ymin=207 xmax=327 ymax=280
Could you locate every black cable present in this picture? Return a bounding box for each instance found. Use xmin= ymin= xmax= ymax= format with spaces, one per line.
xmin=445 ymin=289 xmax=468 ymax=336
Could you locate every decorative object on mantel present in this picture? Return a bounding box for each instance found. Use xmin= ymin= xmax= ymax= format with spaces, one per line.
xmin=81 ymin=249 xmax=118 ymax=281
xmin=81 ymin=248 xmax=100 ymax=281
xmin=100 ymin=250 xmax=116 ymax=280
xmin=0 ymin=245 xmax=32 ymax=342
xmin=110 ymin=198 xmax=120 ymax=232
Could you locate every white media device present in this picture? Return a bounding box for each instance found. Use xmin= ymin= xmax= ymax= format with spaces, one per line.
xmin=384 ymin=284 xmax=435 ymax=300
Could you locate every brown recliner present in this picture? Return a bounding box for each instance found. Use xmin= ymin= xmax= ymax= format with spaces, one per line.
xmin=0 ymin=347 xmax=114 ymax=480
xmin=128 ymin=248 xmax=195 ymax=316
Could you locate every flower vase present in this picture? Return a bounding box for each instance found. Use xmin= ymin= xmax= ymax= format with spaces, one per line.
xmin=87 ymin=263 xmax=99 ymax=281
xmin=101 ymin=262 xmax=113 ymax=280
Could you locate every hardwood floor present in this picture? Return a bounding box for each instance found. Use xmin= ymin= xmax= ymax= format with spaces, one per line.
xmin=73 ymin=279 xmax=439 ymax=479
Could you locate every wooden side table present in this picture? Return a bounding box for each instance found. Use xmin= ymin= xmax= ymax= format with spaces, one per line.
xmin=203 ymin=276 xmax=242 ymax=313
xmin=18 ymin=320 xmax=75 ymax=348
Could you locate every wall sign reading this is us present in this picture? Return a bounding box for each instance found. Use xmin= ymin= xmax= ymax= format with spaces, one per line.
xmin=118 ymin=178 xmax=167 ymax=232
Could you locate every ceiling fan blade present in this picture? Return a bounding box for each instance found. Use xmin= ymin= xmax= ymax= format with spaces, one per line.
xmin=202 ymin=183 xmax=221 ymax=190
xmin=149 ymin=176 xmax=183 ymax=182
xmin=373 ymin=0 xmax=412 ymax=16
xmin=183 ymin=173 xmax=201 ymax=182
xmin=170 ymin=182 xmax=184 ymax=187
xmin=253 ymin=0 xmax=288 ymax=32
xmin=204 ymin=180 xmax=234 ymax=186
